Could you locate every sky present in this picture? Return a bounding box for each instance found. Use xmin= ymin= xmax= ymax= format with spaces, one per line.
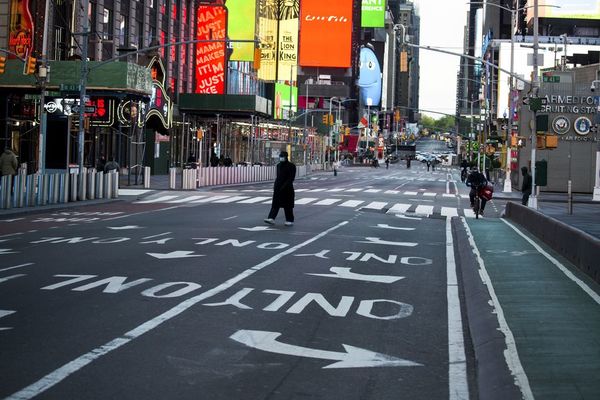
xmin=413 ymin=0 xmax=469 ymax=119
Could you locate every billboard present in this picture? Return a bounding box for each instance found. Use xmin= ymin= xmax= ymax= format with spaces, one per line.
xmin=228 ymin=0 xmax=257 ymax=61
xmin=274 ymin=82 xmax=298 ymax=120
xmin=277 ymin=0 xmax=300 ymax=82
xmin=258 ymin=0 xmax=278 ymax=80
xmin=358 ymin=46 xmax=382 ymax=106
xmin=529 ymin=0 xmax=600 ymax=20
xmin=9 ymin=0 xmax=34 ymax=59
xmin=361 ymin=0 xmax=385 ymax=28
xmin=195 ymin=5 xmax=227 ymax=94
xmin=299 ymin=0 xmax=353 ymax=68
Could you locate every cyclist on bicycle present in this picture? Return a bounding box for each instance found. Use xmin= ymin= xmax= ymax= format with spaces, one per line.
xmin=466 ymin=166 xmax=488 ymax=214
xmin=460 ymin=159 xmax=469 ymax=182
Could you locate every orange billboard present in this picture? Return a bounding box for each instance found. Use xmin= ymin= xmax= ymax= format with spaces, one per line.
xmin=299 ymin=0 xmax=353 ymax=68
xmin=195 ymin=5 xmax=227 ymax=94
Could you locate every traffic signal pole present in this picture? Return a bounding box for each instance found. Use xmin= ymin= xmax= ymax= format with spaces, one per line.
xmin=77 ymin=0 xmax=90 ymax=200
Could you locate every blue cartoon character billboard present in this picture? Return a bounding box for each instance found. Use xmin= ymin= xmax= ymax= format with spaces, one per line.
xmin=358 ymin=46 xmax=382 ymax=106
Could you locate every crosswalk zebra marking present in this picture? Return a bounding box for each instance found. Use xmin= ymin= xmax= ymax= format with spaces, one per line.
xmin=423 ymin=193 xmax=436 ymax=197
xmin=385 ymin=190 xmax=400 ymax=194
xmin=238 ymin=196 xmax=271 ymax=204
xmin=463 ymin=208 xmax=476 ymax=218
xmin=295 ymin=198 xmax=319 ymax=205
xmin=388 ymin=203 xmax=411 ymax=214
xmin=308 ymin=188 xmax=327 ymax=192
xmin=346 ymin=188 xmax=362 ymax=192
xmin=363 ymin=201 xmax=387 ymax=210
xmin=364 ymin=189 xmax=381 ymax=193
xmin=327 ymin=188 xmax=345 ymax=192
xmin=339 ymin=200 xmax=364 ymax=208
xmin=404 ymin=191 xmax=418 ymax=196
xmin=441 ymin=207 xmax=459 ymax=217
xmin=213 ymin=196 xmax=250 ymax=203
xmin=167 ymin=195 xmax=207 ymax=203
xmin=190 ymin=195 xmax=230 ymax=203
xmin=415 ymin=205 xmax=434 ymax=215
xmin=136 ymin=195 xmax=179 ymax=204
xmin=442 ymin=194 xmax=455 ymax=198
xmin=314 ymin=198 xmax=342 ymax=206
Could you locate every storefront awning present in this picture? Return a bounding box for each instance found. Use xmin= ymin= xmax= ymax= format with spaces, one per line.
xmin=0 ymin=60 xmax=152 ymax=96
xmin=178 ymin=94 xmax=272 ymax=118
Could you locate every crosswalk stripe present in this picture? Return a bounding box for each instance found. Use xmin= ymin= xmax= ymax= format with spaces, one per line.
xmin=167 ymin=195 xmax=207 ymax=203
xmin=314 ymin=198 xmax=342 ymax=205
xmin=442 ymin=194 xmax=455 ymax=198
xmin=327 ymin=188 xmax=345 ymax=192
xmin=295 ymin=188 xmax=309 ymax=192
xmin=463 ymin=208 xmax=476 ymax=218
xmin=308 ymin=188 xmax=327 ymax=192
xmin=404 ymin=191 xmax=418 ymax=195
xmin=364 ymin=189 xmax=381 ymax=193
xmin=423 ymin=192 xmax=436 ymax=197
xmin=441 ymin=207 xmax=459 ymax=217
xmin=339 ymin=200 xmax=364 ymax=207
xmin=295 ymin=197 xmax=318 ymax=205
xmin=190 ymin=195 xmax=230 ymax=203
xmin=388 ymin=203 xmax=411 ymax=213
xmin=213 ymin=196 xmax=250 ymax=203
xmin=136 ymin=195 xmax=179 ymax=204
xmin=238 ymin=196 xmax=271 ymax=204
xmin=346 ymin=188 xmax=362 ymax=192
xmin=415 ymin=205 xmax=434 ymax=215
xmin=363 ymin=201 xmax=387 ymax=210
xmin=460 ymin=194 xmax=470 ymax=199
xmin=385 ymin=190 xmax=400 ymax=194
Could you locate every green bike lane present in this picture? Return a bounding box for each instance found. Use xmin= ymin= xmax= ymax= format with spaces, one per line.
xmin=462 ymin=217 xmax=600 ymax=400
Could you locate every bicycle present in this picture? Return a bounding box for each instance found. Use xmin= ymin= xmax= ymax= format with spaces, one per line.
xmin=460 ymin=168 xmax=468 ymax=183
xmin=472 ymin=185 xmax=482 ymax=219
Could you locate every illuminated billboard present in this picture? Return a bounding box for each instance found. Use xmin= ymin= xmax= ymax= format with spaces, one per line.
xmin=258 ymin=0 xmax=278 ymax=80
xmin=358 ymin=46 xmax=382 ymax=106
xmin=528 ymin=0 xmax=600 ymax=20
xmin=195 ymin=5 xmax=227 ymax=94
xmin=228 ymin=0 xmax=256 ymax=61
xmin=277 ymin=0 xmax=299 ymax=82
xmin=299 ymin=0 xmax=353 ymax=68
xmin=274 ymin=82 xmax=298 ymax=120
xmin=361 ymin=0 xmax=385 ymax=28
xmin=9 ymin=0 xmax=34 ymax=59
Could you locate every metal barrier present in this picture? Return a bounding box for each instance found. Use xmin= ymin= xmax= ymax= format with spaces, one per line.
xmin=144 ymin=167 xmax=151 ymax=189
xmin=0 ymin=171 xmax=120 ymax=210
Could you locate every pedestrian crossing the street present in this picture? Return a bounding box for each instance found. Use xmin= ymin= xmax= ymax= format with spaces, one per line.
xmin=129 ymin=192 xmax=480 ymax=218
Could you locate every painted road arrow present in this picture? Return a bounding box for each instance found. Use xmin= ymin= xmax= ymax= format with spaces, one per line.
xmin=107 ymin=225 xmax=143 ymax=230
xmin=356 ymin=237 xmax=418 ymax=247
xmin=146 ymin=251 xmax=204 ymax=259
xmin=230 ymin=330 xmax=422 ymax=369
xmin=307 ymin=267 xmax=404 ymax=283
xmin=0 ymin=249 xmax=18 ymax=255
xmin=375 ymin=224 xmax=416 ymax=231
xmin=239 ymin=226 xmax=276 ymax=232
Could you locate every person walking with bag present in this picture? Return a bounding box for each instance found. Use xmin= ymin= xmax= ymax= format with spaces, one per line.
xmin=0 ymin=147 xmax=18 ymax=176
xmin=264 ymin=151 xmax=296 ymax=226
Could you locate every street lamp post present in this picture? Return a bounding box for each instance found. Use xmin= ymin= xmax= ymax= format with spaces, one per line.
xmin=328 ymin=97 xmax=339 ymax=167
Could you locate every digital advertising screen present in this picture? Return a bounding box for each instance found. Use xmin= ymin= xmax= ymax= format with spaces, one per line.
xmin=195 ymin=5 xmax=227 ymax=94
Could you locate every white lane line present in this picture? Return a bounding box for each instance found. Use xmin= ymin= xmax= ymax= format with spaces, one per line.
xmin=423 ymin=192 xmax=436 ymax=197
xmin=237 ymin=196 xmax=271 ymax=204
xmin=135 ymin=195 xmax=179 ymax=204
xmin=462 ymin=218 xmax=534 ymax=400
xmin=167 ymin=195 xmax=207 ymax=203
xmin=385 ymin=190 xmax=400 ymax=194
xmin=447 ymin=217 xmax=469 ymax=400
xmin=6 ymin=221 xmax=349 ymax=400
xmin=364 ymin=189 xmax=381 ymax=193
xmin=327 ymin=188 xmax=345 ymax=192
xmin=339 ymin=200 xmax=364 ymax=208
xmin=404 ymin=191 xmax=418 ymax=196
xmin=314 ymin=198 xmax=342 ymax=206
xmin=415 ymin=205 xmax=434 ymax=215
xmin=441 ymin=207 xmax=459 ymax=217
xmin=119 ymin=189 xmax=152 ymax=196
xmin=446 ymin=177 xmax=450 ymax=194
xmin=295 ymin=198 xmax=319 ymax=205
xmin=463 ymin=209 xmax=476 ymax=218
xmin=345 ymin=188 xmax=362 ymax=192
xmin=387 ymin=203 xmax=411 ymax=214
xmin=190 ymin=195 xmax=230 ymax=203
xmin=0 ymin=263 xmax=34 ymax=272
xmin=363 ymin=201 xmax=387 ymax=210
xmin=213 ymin=196 xmax=250 ymax=203
xmin=501 ymin=219 xmax=600 ymax=305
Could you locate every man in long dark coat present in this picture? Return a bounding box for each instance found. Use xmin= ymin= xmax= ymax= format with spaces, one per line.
xmin=264 ymin=151 xmax=296 ymax=226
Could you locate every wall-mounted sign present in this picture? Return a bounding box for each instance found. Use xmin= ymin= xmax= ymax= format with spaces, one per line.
xmin=574 ymin=116 xmax=592 ymax=136
xmin=9 ymin=0 xmax=34 ymax=59
xmin=44 ymin=97 xmax=114 ymax=126
xmin=258 ymin=0 xmax=277 ymax=80
xmin=277 ymin=0 xmax=299 ymax=82
xmin=552 ymin=116 xmax=570 ymax=135
xmin=540 ymin=95 xmax=597 ymax=114
xmin=196 ymin=4 xmax=227 ymax=93
xmin=228 ymin=0 xmax=257 ymax=61
xmin=146 ymin=57 xmax=173 ymax=130
xmin=361 ymin=0 xmax=385 ymax=28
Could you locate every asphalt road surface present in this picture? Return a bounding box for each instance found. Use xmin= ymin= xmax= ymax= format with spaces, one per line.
xmin=1 ymin=140 xmax=512 ymax=399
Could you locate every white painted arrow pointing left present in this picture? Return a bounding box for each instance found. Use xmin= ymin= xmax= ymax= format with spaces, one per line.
xmin=374 ymin=224 xmax=415 ymax=231
xmin=356 ymin=238 xmax=418 ymax=247
xmin=230 ymin=330 xmax=422 ymax=369
xmin=146 ymin=251 xmax=204 ymax=259
xmin=307 ymin=267 xmax=404 ymax=283
xmin=239 ymin=226 xmax=276 ymax=232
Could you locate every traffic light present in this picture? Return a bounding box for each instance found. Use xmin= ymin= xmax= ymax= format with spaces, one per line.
xmin=0 ymin=56 xmax=6 ymax=74
xmin=24 ymin=56 xmax=37 ymax=75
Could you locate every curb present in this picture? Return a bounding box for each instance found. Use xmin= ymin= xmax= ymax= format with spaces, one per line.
xmin=505 ymin=201 xmax=600 ymax=284
xmin=0 ymin=198 xmax=122 ymax=218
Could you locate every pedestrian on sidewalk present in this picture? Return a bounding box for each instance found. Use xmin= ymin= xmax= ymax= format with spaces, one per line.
xmin=264 ymin=151 xmax=296 ymax=226
xmin=104 ymin=157 xmax=120 ymax=173
xmin=426 ymin=160 xmax=431 ymax=171
xmin=521 ymin=166 xmax=532 ymax=206
xmin=0 ymin=147 xmax=18 ymax=176
xmin=385 ymin=157 xmax=390 ymax=169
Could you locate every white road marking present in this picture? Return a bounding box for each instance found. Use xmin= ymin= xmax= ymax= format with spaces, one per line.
xmin=295 ymin=198 xmax=318 ymax=205
xmin=0 ymin=310 xmax=16 ymax=331
xmin=135 ymin=195 xmax=179 ymax=204
xmin=213 ymin=196 xmax=250 ymax=203
xmin=167 ymin=195 xmax=207 ymax=203
xmin=119 ymin=189 xmax=152 ymax=196
xmin=423 ymin=192 xmax=436 ymax=197
xmin=384 ymin=190 xmax=400 ymax=194
xmin=239 ymin=226 xmax=276 ymax=232
xmin=404 ymin=191 xmax=418 ymax=196
xmin=237 ymin=196 xmax=271 ymax=204
xmin=308 ymin=188 xmax=326 ymax=192
xmin=387 ymin=203 xmax=411 ymax=214
xmin=462 ymin=218 xmax=533 ymax=399
xmin=374 ymin=224 xmax=415 ymax=231
xmin=443 ymin=194 xmax=455 ymax=198
xmin=339 ymin=200 xmax=364 ymax=208
xmin=327 ymin=188 xmax=345 ymax=192
xmin=414 ymin=205 xmax=434 ymax=215
xmin=314 ymin=198 xmax=342 ymax=206
xmin=190 ymin=195 xmax=230 ymax=203
xmin=0 ymin=263 xmax=33 ymax=272
xmin=146 ymin=251 xmax=204 ymax=259
xmin=346 ymin=188 xmax=362 ymax=192
xmin=306 ymin=267 xmax=405 ymax=283
xmin=363 ymin=202 xmax=387 ymax=210
xmin=5 ymin=221 xmax=348 ymax=400
xmin=463 ymin=209 xmax=476 ymax=218
xmin=364 ymin=189 xmax=381 ymax=193
xmin=441 ymin=207 xmax=459 ymax=217
xmin=295 ymin=188 xmax=309 ymax=192
xmin=446 ymin=217 xmax=469 ymax=400
xmin=107 ymin=225 xmax=143 ymax=230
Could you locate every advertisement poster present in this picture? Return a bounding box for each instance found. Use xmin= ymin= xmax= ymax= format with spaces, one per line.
xmin=9 ymin=0 xmax=34 ymax=59
xmin=274 ymin=82 xmax=298 ymax=120
xmin=195 ymin=5 xmax=227 ymax=94
xmin=258 ymin=0 xmax=278 ymax=81
xmin=299 ymin=0 xmax=353 ymax=68
xmin=228 ymin=0 xmax=256 ymax=61
xmin=276 ymin=0 xmax=299 ymax=82
xmin=361 ymin=0 xmax=385 ymax=28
